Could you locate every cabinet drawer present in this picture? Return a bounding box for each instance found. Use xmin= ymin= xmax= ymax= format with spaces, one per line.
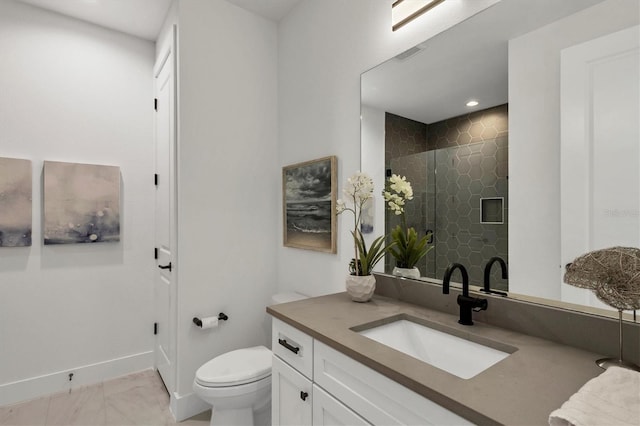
xmin=272 ymin=318 xmax=313 ymax=379
xmin=314 ymin=340 xmax=474 ymax=426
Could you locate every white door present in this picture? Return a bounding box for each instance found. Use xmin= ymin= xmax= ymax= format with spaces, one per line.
xmin=271 ymin=356 xmax=312 ymax=426
xmin=154 ymin=27 xmax=177 ymax=393
xmin=561 ymin=25 xmax=640 ymax=308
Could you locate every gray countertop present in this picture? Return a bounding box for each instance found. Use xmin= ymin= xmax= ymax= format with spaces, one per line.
xmin=267 ymin=292 xmax=604 ymax=426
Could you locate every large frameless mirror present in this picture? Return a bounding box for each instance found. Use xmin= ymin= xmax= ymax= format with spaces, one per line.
xmin=361 ymin=0 xmax=639 ymax=318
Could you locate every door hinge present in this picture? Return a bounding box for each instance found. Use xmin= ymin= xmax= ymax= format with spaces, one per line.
xmin=154 ymin=98 xmax=158 ymax=111
xmin=154 ymin=247 xmax=158 ymax=259
xmin=154 ymin=322 xmax=158 ymax=335
xmin=154 ymin=174 xmax=158 ymax=186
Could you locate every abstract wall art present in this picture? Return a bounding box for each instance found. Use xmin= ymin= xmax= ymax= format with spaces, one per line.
xmin=44 ymin=161 xmax=120 ymax=245
xmin=282 ymin=156 xmax=336 ymax=253
xmin=0 ymin=157 xmax=32 ymax=247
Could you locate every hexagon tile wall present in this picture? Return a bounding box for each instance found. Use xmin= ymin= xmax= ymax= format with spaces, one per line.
xmin=385 ymin=105 xmax=508 ymax=290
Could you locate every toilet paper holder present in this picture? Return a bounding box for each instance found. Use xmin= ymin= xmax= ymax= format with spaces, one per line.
xmin=193 ymin=313 xmax=228 ymax=328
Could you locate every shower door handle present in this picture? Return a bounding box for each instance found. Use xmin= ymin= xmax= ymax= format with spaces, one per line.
xmin=426 ymin=229 xmax=434 ymax=244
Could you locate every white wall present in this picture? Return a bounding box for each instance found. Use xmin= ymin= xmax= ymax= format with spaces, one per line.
xmin=360 ymin=104 xmax=386 ymax=265
xmin=0 ymin=0 xmax=155 ymax=405
xmin=508 ymin=0 xmax=639 ymax=299
xmin=277 ymin=0 xmax=501 ymax=296
xmin=171 ymin=0 xmax=279 ymax=418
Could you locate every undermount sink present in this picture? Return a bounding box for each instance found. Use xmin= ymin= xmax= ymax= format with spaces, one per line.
xmin=354 ymin=316 xmax=515 ymax=379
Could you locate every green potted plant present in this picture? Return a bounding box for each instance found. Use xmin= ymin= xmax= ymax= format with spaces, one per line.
xmin=337 ymin=172 xmax=393 ymax=301
xmin=382 ymin=174 xmax=432 ymax=279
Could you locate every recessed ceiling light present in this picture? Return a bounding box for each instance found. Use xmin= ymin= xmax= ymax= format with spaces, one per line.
xmin=466 ymin=100 xmax=479 ymax=107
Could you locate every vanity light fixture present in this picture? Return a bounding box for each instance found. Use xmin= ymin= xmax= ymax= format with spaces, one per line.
xmin=466 ymin=100 xmax=479 ymax=107
xmin=392 ymin=0 xmax=446 ymax=32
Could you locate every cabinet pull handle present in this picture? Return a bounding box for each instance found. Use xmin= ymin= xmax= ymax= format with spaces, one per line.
xmin=300 ymin=391 xmax=309 ymax=401
xmin=278 ymin=338 xmax=300 ymax=354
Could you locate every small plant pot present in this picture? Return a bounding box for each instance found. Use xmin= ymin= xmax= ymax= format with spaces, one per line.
xmin=345 ymin=274 xmax=376 ymax=302
xmin=392 ymin=266 xmax=421 ymax=279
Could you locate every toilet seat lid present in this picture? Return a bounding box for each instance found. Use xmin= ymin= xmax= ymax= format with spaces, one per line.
xmin=195 ymin=345 xmax=272 ymax=387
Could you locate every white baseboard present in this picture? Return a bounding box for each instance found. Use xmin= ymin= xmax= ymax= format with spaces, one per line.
xmin=172 ymin=390 xmax=210 ymax=422
xmin=0 ymin=351 xmax=154 ymax=407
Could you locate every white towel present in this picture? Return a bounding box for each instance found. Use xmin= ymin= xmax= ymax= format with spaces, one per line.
xmin=549 ymin=366 xmax=640 ymax=426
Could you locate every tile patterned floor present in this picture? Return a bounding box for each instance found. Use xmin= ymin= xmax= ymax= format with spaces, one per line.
xmin=0 ymin=370 xmax=211 ymax=426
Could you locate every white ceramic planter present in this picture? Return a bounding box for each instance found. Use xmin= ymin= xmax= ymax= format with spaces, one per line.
xmin=392 ymin=266 xmax=421 ymax=279
xmin=345 ymin=275 xmax=376 ymax=302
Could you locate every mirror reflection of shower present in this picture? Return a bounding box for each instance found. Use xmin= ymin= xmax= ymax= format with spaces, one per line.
xmin=384 ymin=104 xmax=509 ymax=291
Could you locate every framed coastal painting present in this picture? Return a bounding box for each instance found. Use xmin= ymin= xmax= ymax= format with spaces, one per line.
xmin=283 ymin=156 xmax=337 ymax=253
xmin=0 ymin=157 xmax=32 ymax=247
xmin=43 ymin=161 xmax=120 ymax=245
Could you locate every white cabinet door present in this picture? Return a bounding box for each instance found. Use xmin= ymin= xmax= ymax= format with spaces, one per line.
xmin=312 ymin=384 xmax=370 ymax=426
xmin=272 ymin=355 xmax=312 ymax=426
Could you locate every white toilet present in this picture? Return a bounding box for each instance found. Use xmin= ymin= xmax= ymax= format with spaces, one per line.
xmin=193 ymin=292 xmax=307 ymax=426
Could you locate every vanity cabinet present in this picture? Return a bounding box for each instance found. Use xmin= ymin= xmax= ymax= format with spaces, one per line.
xmin=271 ymin=318 xmax=472 ymax=426
xmin=314 ymin=340 xmax=472 ymax=425
xmin=272 ymin=318 xmax=314 ymax=425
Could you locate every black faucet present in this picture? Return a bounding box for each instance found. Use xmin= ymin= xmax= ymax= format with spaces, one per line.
xmin=442 ymin=263 xmax=488 ymax=326
xmin=482 ymin=257 xmax=508 ymax=297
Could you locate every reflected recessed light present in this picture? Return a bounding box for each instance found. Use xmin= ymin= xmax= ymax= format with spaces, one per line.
xmin=466 ymin=100 xmax=479 ymax=107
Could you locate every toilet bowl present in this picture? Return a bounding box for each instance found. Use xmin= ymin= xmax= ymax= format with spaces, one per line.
xmin=193 ymin=292 xmax=307 ymax=426
xmin=193 ymin=346 xmax=272 ymax=426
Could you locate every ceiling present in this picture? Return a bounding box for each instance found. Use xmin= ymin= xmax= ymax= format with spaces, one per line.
xmin=18 ymin=0 xmax=301 ymax=41
xmin=226 ymin=0 xmax=301 ymax=22
xmin=18 ymin=0 xmax=604 ymax=123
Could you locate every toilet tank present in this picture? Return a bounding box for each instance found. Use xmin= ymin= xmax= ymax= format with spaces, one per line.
xmin=270 ymin=292 xmax=308 ymax=305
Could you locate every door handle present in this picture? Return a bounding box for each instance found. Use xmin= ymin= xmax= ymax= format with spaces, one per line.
xmin=426 ymin=229 xmax=434 ymax=244
xmin=300 ymin=391 xmax=309 ymax=401
xmin=158 ymin=262 xmax=172 ymax=272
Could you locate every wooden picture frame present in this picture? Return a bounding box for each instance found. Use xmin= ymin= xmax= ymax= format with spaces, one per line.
xmin=283 ymin=156 xmax=337 ymax=253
